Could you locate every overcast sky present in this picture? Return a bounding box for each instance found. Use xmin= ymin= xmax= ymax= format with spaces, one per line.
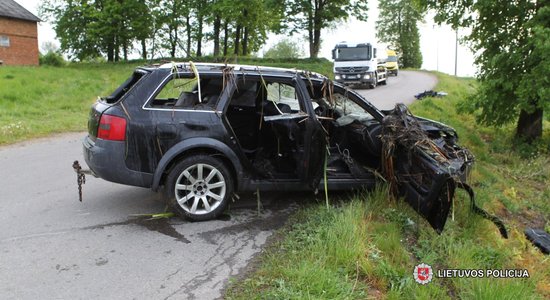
xmin=17 ymin=0 xmax=477 ymax=77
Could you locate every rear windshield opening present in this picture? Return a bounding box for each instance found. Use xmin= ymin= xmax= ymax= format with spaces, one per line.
xmin=103 ymin=70 xmax=148 ymax=104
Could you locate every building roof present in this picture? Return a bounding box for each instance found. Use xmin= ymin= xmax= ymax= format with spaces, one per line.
xmin=0 ymin=0 xmax=41 ymax=22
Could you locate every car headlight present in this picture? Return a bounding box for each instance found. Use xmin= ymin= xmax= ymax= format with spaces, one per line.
xmin=335 ymin=75 xmax=341 ymax=80
xmin=363 ymin=74 xmax=371 ymax=79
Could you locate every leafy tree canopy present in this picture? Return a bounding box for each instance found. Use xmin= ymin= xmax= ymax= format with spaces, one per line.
xmin=376 ymin=0 xmax=423 ymax=68
xmin=421 ymin=0 xmax=549 ymax=142
xmin=264 ymin=39 xmax=304 ymax=59
xmin=286 ymin=0 xmax=369 ymax=58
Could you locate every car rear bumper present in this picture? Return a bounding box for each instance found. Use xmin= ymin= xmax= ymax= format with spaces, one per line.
xmin=83 ymin=136 xmax=153 ymax=188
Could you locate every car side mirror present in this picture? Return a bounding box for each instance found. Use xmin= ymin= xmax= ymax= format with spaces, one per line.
xmin=331 ymin=49 xmax=336 ymax=60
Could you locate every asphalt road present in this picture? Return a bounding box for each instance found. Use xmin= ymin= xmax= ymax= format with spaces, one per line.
xmin=354 ymin=70 xmax=438 ymax=111
xmin=0 ymin=70 xmax=436 ymax=299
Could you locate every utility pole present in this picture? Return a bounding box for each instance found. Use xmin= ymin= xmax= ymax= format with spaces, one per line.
xmin=433 ymin=24 xmax=439 ymax=71
xmin=454 ymin=29 xmax=458 ymax=76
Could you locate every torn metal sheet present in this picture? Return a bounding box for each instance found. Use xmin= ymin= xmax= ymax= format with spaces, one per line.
xmin=380 ymin=104 xmax=506 ymax=237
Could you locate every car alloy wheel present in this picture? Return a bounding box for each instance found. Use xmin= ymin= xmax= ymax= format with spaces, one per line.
xmin=166 ymin=155 xmax=233 ymax=221
xmin=175 ymin=163 xmax=226 ymax=215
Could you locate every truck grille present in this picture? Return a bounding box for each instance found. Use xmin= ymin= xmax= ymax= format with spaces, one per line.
xmin=335 ymin=66 xmax=369 ymax=73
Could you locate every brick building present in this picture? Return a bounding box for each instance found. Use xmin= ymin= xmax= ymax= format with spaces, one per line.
xmin=0 ymin=0 xmax=40 ymax=65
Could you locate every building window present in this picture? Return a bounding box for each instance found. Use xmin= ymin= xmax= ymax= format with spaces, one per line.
xmin=0 ymin=36 xmax=10 ymax=47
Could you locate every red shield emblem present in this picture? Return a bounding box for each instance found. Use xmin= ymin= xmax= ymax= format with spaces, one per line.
xmin=417 ymin=267 xmax=430 ymax=281
xmin=413 ymin=263 xmax=433 ymax=284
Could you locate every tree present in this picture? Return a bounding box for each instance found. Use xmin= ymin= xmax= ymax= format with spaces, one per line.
xmin=264 ymin=39 xmax=303 ymax=58
xmin=376 ymin=0 xmax=423 ymax=68
xmin=156 ymin=0 xmax=188 ymax=58
xmin=40 ymin=41 xmax=60 ymax=54
xmin=286 ymin=0 xmax=369 ymax=58
xmin=41 ymin=0 xmax=286 ymax=61
xmin=422 ymin=0 xmax=549 ymax=142
xmin=41 ymin=0 xmax=101 ymax=60
xmin=41 ymin=0 xmax=153 ymax=61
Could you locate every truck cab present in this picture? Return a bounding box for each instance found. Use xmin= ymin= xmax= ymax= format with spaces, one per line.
xmin=385 ymin=49 xmax=399 ymax=76
xmin=332 ymin=41 xmax=387 ymax=89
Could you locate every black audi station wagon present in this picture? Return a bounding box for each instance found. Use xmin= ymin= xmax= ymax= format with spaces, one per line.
xmin=83 ymin=62 xmax=473 ymax=232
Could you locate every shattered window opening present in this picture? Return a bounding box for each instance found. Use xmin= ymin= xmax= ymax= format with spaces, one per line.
xmin=225 ymin=77 xmax=311 ymax=179
xmin=148 ymin=74 xmax=223 ymax=109
xmin=266 ymin=82 xmax=303 ymax=113
xmin=103 ymin=71 xmax=148 ymax=104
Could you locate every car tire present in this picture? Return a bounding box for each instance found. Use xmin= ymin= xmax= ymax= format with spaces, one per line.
xmin=164 ymin=154 xmax=234 ymax=221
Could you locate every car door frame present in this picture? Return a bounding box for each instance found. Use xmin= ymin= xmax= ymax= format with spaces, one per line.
xmin=218 ymin=72 xmax=327 ymax=189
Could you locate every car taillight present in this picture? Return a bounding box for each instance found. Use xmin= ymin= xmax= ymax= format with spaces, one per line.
xmin=97 ymin=114 xmax=126 ymax=141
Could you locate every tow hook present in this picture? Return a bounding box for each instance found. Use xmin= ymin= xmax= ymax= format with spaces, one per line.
xmin=72 ymin=160 xmax=96 ymax=202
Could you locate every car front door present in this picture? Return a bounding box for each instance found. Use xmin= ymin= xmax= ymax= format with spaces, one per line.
xmin=293 ymin=76 xmax=327 ymax=189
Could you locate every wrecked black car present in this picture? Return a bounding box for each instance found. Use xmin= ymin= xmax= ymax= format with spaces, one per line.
xmin=78 ymin=62 xmax=500 ymax=234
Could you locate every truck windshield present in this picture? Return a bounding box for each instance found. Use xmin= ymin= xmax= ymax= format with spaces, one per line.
xmin=387 ymin=56 xmax=398 ymax=62
xmin=334 ymin=47 xmax=371 ymax=61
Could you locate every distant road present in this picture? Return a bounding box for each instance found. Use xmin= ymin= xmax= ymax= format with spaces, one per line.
xmin=353 ymin=70 xmax=438 ymax=110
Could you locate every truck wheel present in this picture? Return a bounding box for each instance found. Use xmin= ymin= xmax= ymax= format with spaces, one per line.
xmin=370 ymin=73 xmax=377 ymax=89
xmin=164 ymin=154 xmax=234 ymax=221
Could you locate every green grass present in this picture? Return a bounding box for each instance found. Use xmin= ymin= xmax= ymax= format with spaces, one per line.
xmin=226 ymin=72 xmax=550 ymax=299
xmin=0 ymin=58 xmax=333 ymax=145
xmin=0 ymin=63 xmax=139 ymax=144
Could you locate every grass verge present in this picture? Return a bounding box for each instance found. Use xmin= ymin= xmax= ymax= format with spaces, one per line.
xmin=225 ymin=72 xmax=550 ymax=299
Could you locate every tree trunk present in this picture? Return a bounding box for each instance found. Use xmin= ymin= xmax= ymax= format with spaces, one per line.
xmin=213 ymin=15 xmax=221 ymax=57
xmin=186 ymin=16 xmax=191 ymax=57
xmin=141 ymin=39 xmax=147 ymax=60
xmin=197 ymin=15 xmax=203 ymax=57
xmin=234 ymin=24 xmax=241 ymax=55
xmin=242 ymin=10 xmax=248 ymax=56
xmin=307 ymin=10 xmax=314 ymax=58
xmin=516 ymin=107 xmax=543 ymax=143
xmin=311 ymin=2 xmax=324 ymax=59
xmin=114 ymin=36 xmax=120 ymax=62
xmin=107 ymin=39 xmax=114 ymax=62
xmin=243 ymin=26 xmax=249 ymax=56
xmin=123 ymin=39 xmax=128 ymax=61
xmin=312 ymin=27 xmax=321 ymax=58
xmin=169 ymin=25 xmax=176 ymax=58
xmin=223 ymin=21 xmax=228 ymax=56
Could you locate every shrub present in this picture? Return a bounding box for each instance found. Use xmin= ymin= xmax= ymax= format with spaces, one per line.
xmin=39 ymin=52 xmax=65 ymax=66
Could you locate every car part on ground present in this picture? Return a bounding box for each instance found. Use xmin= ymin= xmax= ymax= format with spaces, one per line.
xmin=415 ymin=90 xmax=448 ymax=100
xmin=525 ymin=228 xmax=550 ymax=254
xmin=74 ymin=62 xmax=505 ymax=237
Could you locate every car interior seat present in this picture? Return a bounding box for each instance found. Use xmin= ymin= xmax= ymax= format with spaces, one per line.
xmin=175 ymin=91 xmax=199 ymax=107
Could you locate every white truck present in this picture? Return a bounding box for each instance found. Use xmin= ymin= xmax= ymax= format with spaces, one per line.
xmin=332 ymin=41 xmax=387 ymax=89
